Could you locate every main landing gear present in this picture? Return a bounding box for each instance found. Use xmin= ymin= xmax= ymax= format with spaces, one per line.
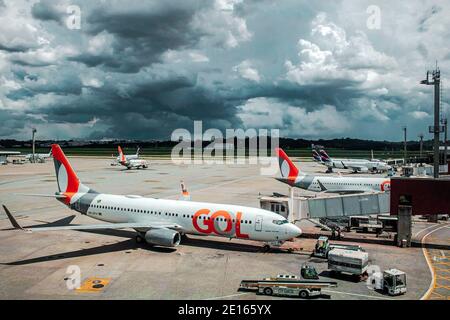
xmin=262 ymin=241 xmax=284 ymax=252
xmin=180 ymin=233 xmax=188 ymax=242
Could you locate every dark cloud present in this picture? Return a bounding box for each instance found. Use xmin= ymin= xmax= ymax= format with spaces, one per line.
xmin=0 ymin=0 xmax=449 ymax=140
xmin=68 ymin=1 xmax=210 ymax=73
xmin=0 ymin=43 xmax=29 ymax=53
xmin=31 ymin=1 xmax=63 ymax=23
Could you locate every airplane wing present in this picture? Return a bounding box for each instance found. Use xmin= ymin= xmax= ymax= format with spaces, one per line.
xmin=346 ymin=165 xmax=369 ymax=172
xmin=2 ymin=205 xmax=181 ymax=232
xmin=340 ymin=161 xmax=349 ymax=169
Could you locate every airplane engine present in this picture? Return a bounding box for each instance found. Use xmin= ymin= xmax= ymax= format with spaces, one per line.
xmin=144 ymin=228 xmax=181 ymax=247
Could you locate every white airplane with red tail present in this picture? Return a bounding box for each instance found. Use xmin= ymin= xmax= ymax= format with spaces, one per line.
xmin=117 ymin=146 xmax=148 ymax=169
xmin=3 ymin=144 xmax=301 ymax=249
xmin=276 ymin=148 xmax=391 ymax=194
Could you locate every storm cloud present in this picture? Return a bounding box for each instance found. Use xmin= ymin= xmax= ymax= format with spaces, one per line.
xmin=0 ymin=0 xmax=449 ymax=141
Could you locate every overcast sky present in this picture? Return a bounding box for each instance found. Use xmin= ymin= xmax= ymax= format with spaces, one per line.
xmin=0 ymin=0 xmax=449 ymax=141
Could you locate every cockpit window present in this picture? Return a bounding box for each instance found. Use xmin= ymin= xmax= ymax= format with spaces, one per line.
xmin=272 ymin=219 xmax=289 ymax=225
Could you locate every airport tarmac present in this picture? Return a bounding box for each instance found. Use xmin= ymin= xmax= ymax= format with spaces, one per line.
xmin=0 ymin=157 xmax=447 ymax=299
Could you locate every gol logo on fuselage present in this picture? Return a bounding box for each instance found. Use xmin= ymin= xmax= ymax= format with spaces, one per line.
xmin=381 ymin=180 xmax=391 ymax=191
xmin=192 ymin=209 xmax=249 ymax=239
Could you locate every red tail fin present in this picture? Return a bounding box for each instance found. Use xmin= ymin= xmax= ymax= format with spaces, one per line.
xmin=118 ymin=146 xmax=126 ymax=162
xmin=319 ymin=149 xmax=331 ymax=162
xmin=52 ymin=144 xmax=91 ymax=204
xmin=52 ymin=144 xmax=80 ymax=194
xmin=275 ymin=148 xmax=299 ymax=181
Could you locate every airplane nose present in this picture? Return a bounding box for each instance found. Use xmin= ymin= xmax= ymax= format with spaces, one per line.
xmin=287 ymin=223 xmax=302 ymax=238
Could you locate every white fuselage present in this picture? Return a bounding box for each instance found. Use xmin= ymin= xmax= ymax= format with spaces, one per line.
xmin=78 ymin=194 xmax=301 ymax=242
xmin=293 ymin=174 xmax=390 ymax=193
xmin=116 ymin=154 xmax=139 ymax=162
xmin=120 ymin=159 xmax=148 ymax=169
xmin=324 ymin=158 xmax=391 ymax=172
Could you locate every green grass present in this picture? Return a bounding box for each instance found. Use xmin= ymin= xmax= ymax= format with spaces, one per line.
xmin=283 ymin=148 xmax=424 ymax=159
xmin=7 ymin=147 xmax=425 ymax=159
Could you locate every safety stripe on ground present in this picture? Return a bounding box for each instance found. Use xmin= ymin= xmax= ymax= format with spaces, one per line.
xmin=420 ymin=224 xmax=448 ymax=300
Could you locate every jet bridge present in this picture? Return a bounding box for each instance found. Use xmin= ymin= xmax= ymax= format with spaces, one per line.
xmin=305 ymin=192 xmax=390 ymax=220
xmin=259 ymin=191 xmax=390 ymax=221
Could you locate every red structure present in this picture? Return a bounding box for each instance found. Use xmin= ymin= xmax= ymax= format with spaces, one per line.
xmin=390 ymin=177 xmax=450 ymax=216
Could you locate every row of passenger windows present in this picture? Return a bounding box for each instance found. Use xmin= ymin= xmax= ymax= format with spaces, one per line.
xmin=89 ymin=204 xmax=252 ymax=224
xmin=192 ymin=215 xmax=252 ymax=224
xmin=316 ymin=182 xmax=375 ymax=186
xmin=90 ymin=204 xmax=166 ymax=215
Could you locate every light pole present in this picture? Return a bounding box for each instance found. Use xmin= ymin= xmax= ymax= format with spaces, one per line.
xmin=418 ymin=133 xmax=424 ymax=158
xmin=402 ymin=126 xmax=407 ymax=165
xmin=442 ymin=117 xmax=448 ymax=166
xmin=31 ymin=128 xmax=37 ymax=163
xmin=421 ymin=66 xmax=441 ymax=178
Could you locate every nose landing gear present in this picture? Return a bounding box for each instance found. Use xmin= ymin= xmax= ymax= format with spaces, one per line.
xmin=135 ymin=234 xmax=144 ymax=243
xmin=262 ymin=241 xmax=285 ymax=252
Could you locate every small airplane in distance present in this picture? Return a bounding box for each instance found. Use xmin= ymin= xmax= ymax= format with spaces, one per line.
xmin=0 ymin=151 xmax=21 ymax=165
xmin=276 ymin=148 xmax=391 ymax=194
xmin=117 ymin=146 xmax=148 ymax=169
xmin=116 ymin=146 xmax=140 ymax=162
xmin=22 ymin=150 xmax=52 ymax=163
xmin=312 ymin=145 xmax=392 ymax=174
xmin=3 ymin=144 xmax=301 ymax=250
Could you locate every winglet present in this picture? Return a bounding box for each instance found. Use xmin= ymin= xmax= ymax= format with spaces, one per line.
xmin=180 ymin=180 xmax=191 ymax=201
xmin=316 ymin=180 xmax=327 ymax=192
xmin=2 ymin=205 xmax=23 ymax=230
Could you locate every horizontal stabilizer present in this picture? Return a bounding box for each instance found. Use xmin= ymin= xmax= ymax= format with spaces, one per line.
xmin=13 ymin=193 xmax=67 ymax=198
xmin=2 ymin=205 xmax=23 ymax=230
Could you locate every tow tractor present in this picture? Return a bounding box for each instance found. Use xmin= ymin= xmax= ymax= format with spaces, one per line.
xmin=300 ymin=264 xmax=319 ymax=280
xmin=239 ymin=265 xmax=337 ymax=299
xmin=312 ymin=236 xmax=364 ymax=258
xmin=373 ymin=269 xmax=407 ymax=296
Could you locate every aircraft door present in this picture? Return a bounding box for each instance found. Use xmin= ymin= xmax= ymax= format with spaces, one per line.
xmin=255 ymin=215 xmax=263 ymax=231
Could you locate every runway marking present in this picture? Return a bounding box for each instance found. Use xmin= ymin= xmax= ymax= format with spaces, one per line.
xmin=76 ymin=277 xmax=111 ymax=293
xmin=420 ymin=225 xmax=449 ymax=300
xmin=413 ymin=224 xmax=439 ymax=238
xmin=322 ymin=289 xmax=393 ymax=300
xmin=205 ymin=292 xmax=251 ymax=300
